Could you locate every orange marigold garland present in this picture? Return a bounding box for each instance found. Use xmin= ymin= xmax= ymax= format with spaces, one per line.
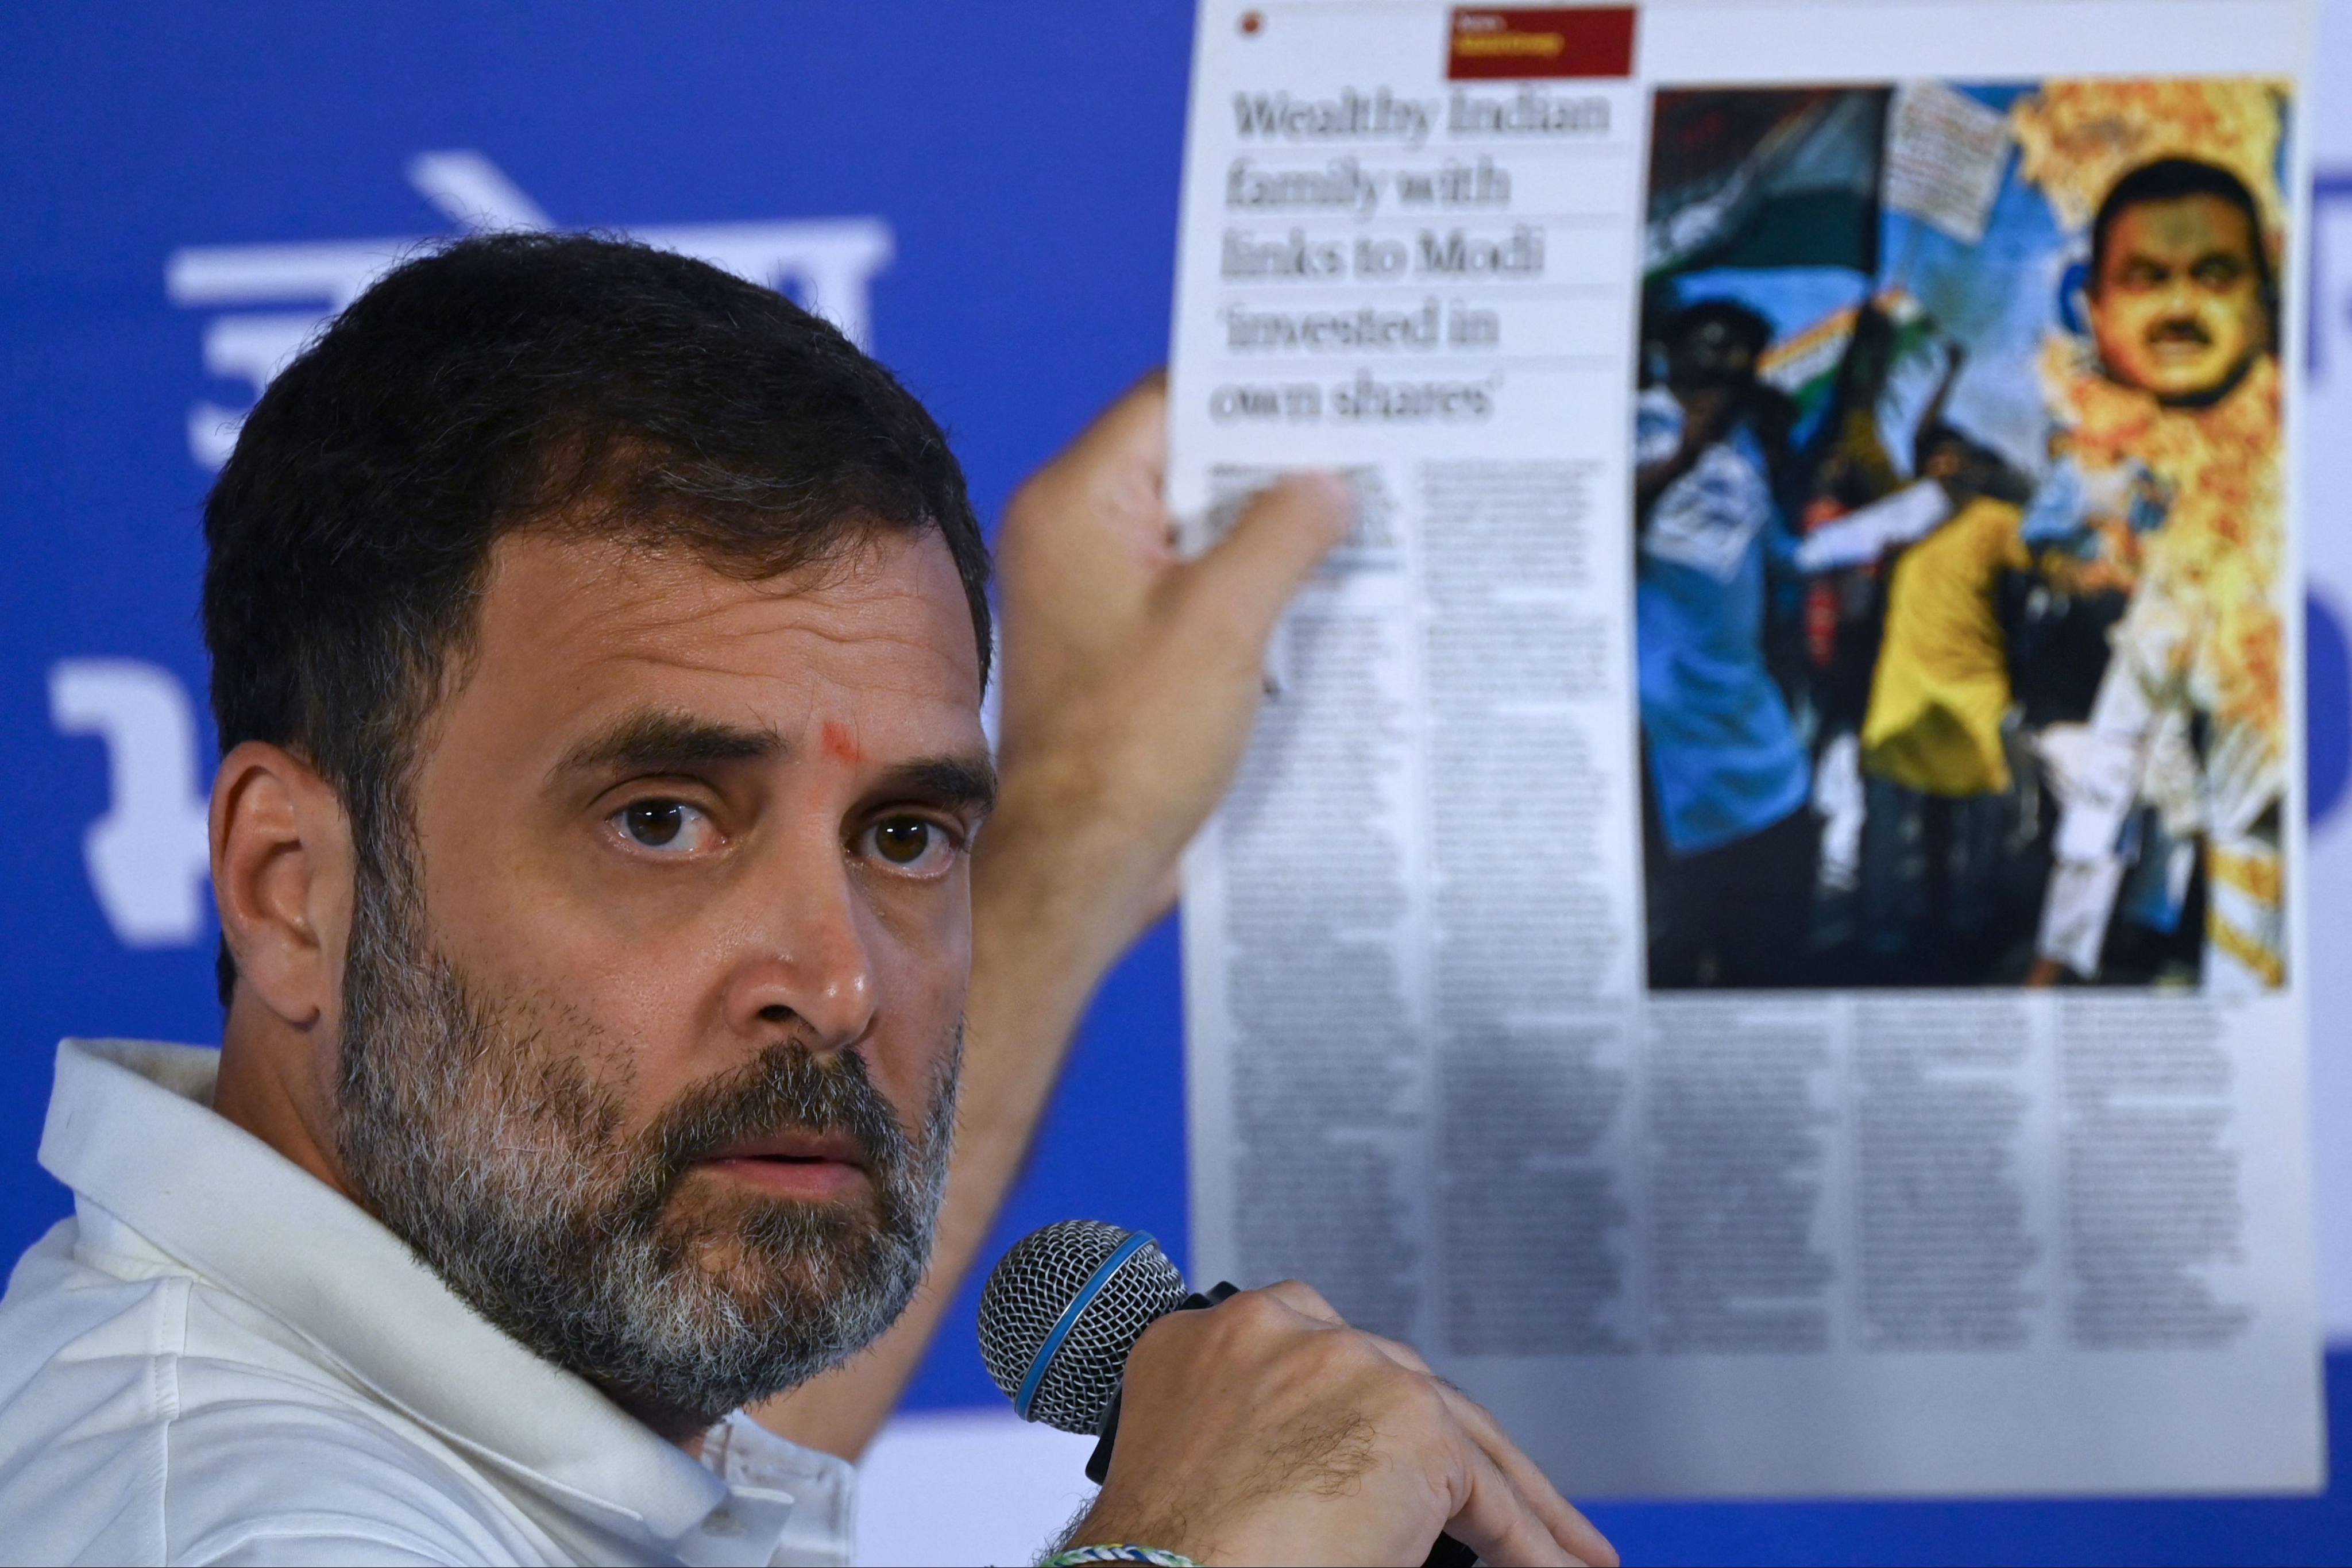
xmin=2018 ymin=78 xmax=2291 ymax=784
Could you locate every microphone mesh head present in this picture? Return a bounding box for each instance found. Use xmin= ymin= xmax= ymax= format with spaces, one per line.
xmin=978 ymin=1219 xmax=1188 ymax=1434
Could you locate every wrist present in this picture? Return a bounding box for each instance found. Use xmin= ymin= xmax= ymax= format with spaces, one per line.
xmin=1041 ymin=1547 xmax=1199 ymax=1567
xmin=972 ymin=782 xmax=1165 ymax=980
xmin=1063 ymin=1503 xmax=1208 ymax=1568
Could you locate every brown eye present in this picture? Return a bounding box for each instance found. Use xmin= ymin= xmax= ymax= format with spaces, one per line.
xmin=616 ymin=800 xmax=708 ymax=852
xmin=861 ymin=816 xmax=958 ymax=876
xmin=874 ymin=818 xmax=933 ymax=864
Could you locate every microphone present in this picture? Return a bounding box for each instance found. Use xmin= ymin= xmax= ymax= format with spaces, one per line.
xmin=978 ymin=1220 xmax=1476 ymax=1568
xmin=978 ymin=1219 xmax=1188 ymax=1439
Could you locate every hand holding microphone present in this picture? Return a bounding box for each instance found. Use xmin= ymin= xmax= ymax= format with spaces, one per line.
xmin=981 ymin=1222 xmax=1616 ymax=1568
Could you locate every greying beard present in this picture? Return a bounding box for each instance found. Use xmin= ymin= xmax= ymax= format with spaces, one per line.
xmin=330 ymin=820 xmax=959 ymax=1431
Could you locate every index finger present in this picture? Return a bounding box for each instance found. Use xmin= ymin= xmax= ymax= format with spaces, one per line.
xmin=1345 ymin=1324 xmax=1616 ymax=1563
xmin=1446 ymin=1438 xmax=1581 ymax=1567
xmin=1438 ymin=1384 xmax=1618 ymax=1568
xmin=1362 ymin=1337 xmax=1615 ymax=1566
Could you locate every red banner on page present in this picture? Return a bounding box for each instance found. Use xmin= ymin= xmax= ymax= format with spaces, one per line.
xmin=1447 ymin=6 xmax=1636 ymax=79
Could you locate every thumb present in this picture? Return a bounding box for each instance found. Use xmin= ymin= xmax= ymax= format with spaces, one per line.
xmin=1174 ymin=472 xmax=1355 ymax=652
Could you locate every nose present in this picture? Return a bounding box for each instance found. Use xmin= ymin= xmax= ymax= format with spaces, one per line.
xmin=720 ymin=839 xmax=880 ymax=1055
xmin=2157 ymin=272 xmax=2202 ymax=319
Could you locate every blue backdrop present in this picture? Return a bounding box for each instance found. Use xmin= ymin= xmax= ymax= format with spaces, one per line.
xmin=2 ymin=6 xmax=2345 ymax=1562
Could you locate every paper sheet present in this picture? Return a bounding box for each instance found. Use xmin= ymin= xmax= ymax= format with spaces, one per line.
xmin=1172 ymin=0 xmax=2323 ymax=1494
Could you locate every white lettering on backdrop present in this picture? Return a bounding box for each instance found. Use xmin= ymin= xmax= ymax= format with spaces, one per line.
xmin=166 ymin=151 xmax=894 ymax=468
xmin=49 ymin=661 xmax=211 ymax=948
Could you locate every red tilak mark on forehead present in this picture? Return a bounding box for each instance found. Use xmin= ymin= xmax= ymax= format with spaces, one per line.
xmin=821 ymin=721 xmax=860 ymax=765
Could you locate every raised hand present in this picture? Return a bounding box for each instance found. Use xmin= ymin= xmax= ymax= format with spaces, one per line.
xmin=988 ymin=370 xmax=1356 ymax=970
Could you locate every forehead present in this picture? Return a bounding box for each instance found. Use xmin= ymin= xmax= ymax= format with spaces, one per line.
xmin=453 ymin=526 xmax=984 ymax=751
xmin=2107 ymin=192 xmax=2258 ymax=259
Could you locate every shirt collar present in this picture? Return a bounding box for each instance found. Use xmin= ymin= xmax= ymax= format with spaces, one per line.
xmin=38 ymin=1037 xmax=746 ymax=1550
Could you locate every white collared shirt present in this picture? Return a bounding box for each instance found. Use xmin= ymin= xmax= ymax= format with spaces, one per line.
xmin=0 ymin=1040 xmax=858 ymax=1567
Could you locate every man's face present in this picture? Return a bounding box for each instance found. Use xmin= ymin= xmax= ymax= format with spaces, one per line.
xmin=2091 ymin=192 xmax=2270 ymax=404
xmin=332 ymin=526 xmax=990 ymax=1430
xmin=1666 ymin=315 xmax=1760 ymax=397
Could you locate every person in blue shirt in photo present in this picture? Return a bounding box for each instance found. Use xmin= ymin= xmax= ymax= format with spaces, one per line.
xmin=1635 ymin=299 xmax=1816 ymax=987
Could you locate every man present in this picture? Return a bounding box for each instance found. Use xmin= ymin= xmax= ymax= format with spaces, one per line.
xmin=2029 ymin=156 xmax=2285 ymax=991
xmin=1790 ymin=312 xmax=1968 ymax=905
xmin=1854 ymin=426 xmax=2032 ymax=982
xmin=2083 ymin=156 xmax=2275 ymax=411
xmin=1633 ymin=298 xmax=1814 ymax=988
xmin=0 ymin=235 xmax=1613 ymax=1567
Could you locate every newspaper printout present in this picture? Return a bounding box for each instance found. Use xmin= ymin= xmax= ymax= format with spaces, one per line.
xmin=1170 ymin=0 xmax=2323 ymax=1493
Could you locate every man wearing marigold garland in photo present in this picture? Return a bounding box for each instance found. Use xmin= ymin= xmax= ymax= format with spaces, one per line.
xmin=2029 ymin=154 xmax=2288 ymax=992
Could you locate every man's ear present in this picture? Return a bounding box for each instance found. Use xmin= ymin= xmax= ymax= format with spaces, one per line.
xmin=210 ymin=741 xmax=355 ymax=1030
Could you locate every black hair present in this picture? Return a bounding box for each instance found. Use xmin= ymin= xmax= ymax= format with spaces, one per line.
xmin=1912 ymin=419 xmax=2030 ymax=505
xmin=2088 ymin=156 xmax=2277 ymax=329
xmin=1913 ymin=419 xmax=1968 ymax=476
xmin=1658 ymin=296 xmax=1774 ymax=356
xmin=203 ymin=231 xmax=990 ymax=1005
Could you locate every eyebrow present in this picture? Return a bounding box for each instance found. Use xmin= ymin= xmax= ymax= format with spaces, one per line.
xmin=873 ymin=754 xmax=999 ymax=819
xmin=553 ymin=709 xmax=784 ymax=781
xmin=550 ymin=708 xmax=997 ymax=816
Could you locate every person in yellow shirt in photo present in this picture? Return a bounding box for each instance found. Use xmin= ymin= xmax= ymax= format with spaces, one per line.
xmin=1862 ymin=428 xmax=2032 ymax=800
xmin=1853 ymin=424 xmax=2035 ymax=982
